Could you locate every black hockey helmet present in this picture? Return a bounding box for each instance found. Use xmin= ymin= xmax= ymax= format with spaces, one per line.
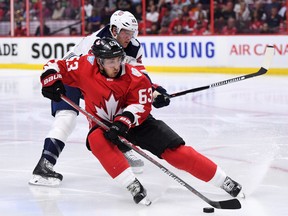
xmin=91 ymin=37 xmax=125 ymax=59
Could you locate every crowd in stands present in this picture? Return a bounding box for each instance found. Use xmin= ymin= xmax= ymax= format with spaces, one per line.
xmin=0 ymin=0 xmax=287 ymax=36
xmin=143 ymin=0 xmax=287 ymax=35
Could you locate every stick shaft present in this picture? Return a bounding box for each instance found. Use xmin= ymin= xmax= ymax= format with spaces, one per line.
xmin=168 ymin=45 xmax=274 ymax=98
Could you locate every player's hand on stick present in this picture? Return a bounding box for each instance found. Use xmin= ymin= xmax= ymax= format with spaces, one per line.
xmin=152 ymin=85 xmax=170 ymax=108
xmin=40 ymin=69 xmax=66 ymax=102
xmin=104 ymin=112 xmax=133 ymax=146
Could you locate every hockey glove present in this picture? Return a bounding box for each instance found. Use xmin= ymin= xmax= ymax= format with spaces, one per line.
xmin=40 ymin=69 xmax=66 ymax=102
xmin=152 ymin=85 xmax=170 ymax=108
xmin=104 ymin=112 xmax=134 ymax=146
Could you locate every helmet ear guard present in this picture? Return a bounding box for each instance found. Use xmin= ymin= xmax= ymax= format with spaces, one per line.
xmin=109 ymin=10 xmax=138 ymax=37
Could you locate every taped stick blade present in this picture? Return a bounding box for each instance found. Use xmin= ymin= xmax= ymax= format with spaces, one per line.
xmin=262 ymin=45 xmax=274 ymax=70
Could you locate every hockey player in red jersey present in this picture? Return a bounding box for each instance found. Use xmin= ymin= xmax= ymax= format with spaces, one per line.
xmin=40 ymin=37 xmax=242 ymax=205
xmin=30 ymin=11 xmax=168 ymax=186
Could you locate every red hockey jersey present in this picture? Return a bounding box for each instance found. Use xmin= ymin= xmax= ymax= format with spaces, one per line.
xmin=50 ymin=54 xmax=153 ymax=128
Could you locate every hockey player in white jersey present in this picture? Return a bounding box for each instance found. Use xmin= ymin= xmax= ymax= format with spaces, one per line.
xmin=29 ymin=10 xmax=170 ymax=186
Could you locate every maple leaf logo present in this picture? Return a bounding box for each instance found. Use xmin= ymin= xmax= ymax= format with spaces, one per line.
xmin=94 ymin=94 xmax=122 ymax=122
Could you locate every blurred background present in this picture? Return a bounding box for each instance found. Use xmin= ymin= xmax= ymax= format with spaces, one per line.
xmin=1 ymin=0 xmax=287 ymax=37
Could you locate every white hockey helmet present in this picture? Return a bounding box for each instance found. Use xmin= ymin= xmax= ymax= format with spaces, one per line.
xmin=110 ymin=10 xmax=138 ymax=37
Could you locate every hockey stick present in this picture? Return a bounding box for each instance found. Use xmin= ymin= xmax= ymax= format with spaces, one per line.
xmin=165 ymin=45 xmax=274 ymax=98
xmin=60 ymin=94 xmax=241 ymax=209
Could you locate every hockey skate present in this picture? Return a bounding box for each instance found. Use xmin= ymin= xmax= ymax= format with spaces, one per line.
xmin=221 ymin=176 xmax=242 ymax=197
xmin=124 ymin=150 xmax=144 ymax=174
xmin=29 ymin=157 xmax=63 ymax=186
xmin=127 ymin=178 xmax=151 ymax=206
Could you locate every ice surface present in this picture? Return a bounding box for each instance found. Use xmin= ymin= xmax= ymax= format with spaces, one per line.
xmin=0 ymin=69 xmax=287 ymax=216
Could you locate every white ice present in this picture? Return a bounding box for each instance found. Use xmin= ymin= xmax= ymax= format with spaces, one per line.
xmin=0 ymin=69 xmax=287 ymax=216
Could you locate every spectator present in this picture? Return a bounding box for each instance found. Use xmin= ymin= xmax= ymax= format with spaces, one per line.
xmin=158 ymin=0 xmax=177 ymax=26
xmin=147 ymin=0 xmax=156 ymax=12
xmin=195 ymin=10 xmax=208 ymax=29
xmin=221 ymin=17 xmax=237 ymax=34
xmin=133 ymin=3 xmax=142 ymax=22
xmin=29 ymin=0 xmax=40 ymax=20
xmin=187 ymin=0 xmax=198 ymax=17
xmin=70 ymin=27 xmax=78 ymax=35
xmin=210 ymin=1 xmax=225 ymax=33
xmin=264 ymin=0 xmax=281 ymax=14
xmin=222 ymin=1 xmax=236 ymax=20
xmin=42 ymin=1 xmax=53 ymax=19
xmin=192 ymin=20 xmax=208 ymax=35
xmin=278 ymin=22 xmax=286 ymax=34
xmin=249 ymin=10 xmax=264 ymax=33
xmin=234 ymin=0 xmax=250 ymax=21
xmin=100 ymin=1 xmax=117 ymax=24
xmin=260 ymin=22 xmax=273 ymax=34
xmin=146 ymin=4 xmax=159 ymax=23
xmin=266 ymin=6 xmax=282 ymax=33
xmin=86 ymin=8 xmax=102 ymax=34
xmin=213 ymin=1 xmax=223 ymax=20
xmin=0 ymin=2 xmax=9 ymax=21
xmin=15 ymin=9 xmax=24 ymax=23
xmin=94 ymin=0 xmax=106 ymax=18
xmin=169 ymin=11 xmax=194 ymax=34
xmin=181 ymin=3 xmax=190 ymax=16
xmin=251 ymin=1 xmax=267 ymax=21
xmin=63 ymin=1 xmax=77 ymax=19
xmin=172 ymin=24 xmax=187 ymax=35
xmin=104 ymin=0 xmax=117 ymax=17
xmin=171 ymin=0 xmax=183 ymax=15
xmin=35 ymin=22 xmax=51 ymax=36
xmin=52 ymin=1 xmax=65 ymax=20
xmin=84 ymin=0 xmax=93 ymax=17
xmin=70 ymin=0 xmax=81 ymax=8
xmin=278 ymin=0 xmax=286 ymax=21
xmin=14 ymin=21 xmax=26 ymax=36
xmin=192 ymin=3 xmax=207 ymax=21
xmin=160 ymin=7 xmax=174 ymax=31
xmin=116 ymin=0 xmax=132 ymax=11
xmin=158 ymin=25 xmax=169 ymax=35
xmin=147 ymin=22 xmax=159 ymax=35
xmin=234 ymin=1 xmax=251 ymax=33
xmin=14 ymin=0 xmax=24 ymax=12
xmin=0 ymin=2 xmax=8 ymax=21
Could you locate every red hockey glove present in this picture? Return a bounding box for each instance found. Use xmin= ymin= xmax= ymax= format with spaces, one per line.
xmin=152 ymin=84 xmax=170 ymax=108
xmin=40 ymin=69 xmax=65 ymax=102
xmin=104 ymin=112 xmax=134 ymax=146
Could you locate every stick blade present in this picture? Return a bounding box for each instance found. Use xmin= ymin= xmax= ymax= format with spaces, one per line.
xmin=256 ymin=67 xmax=268 ymax=75
xmin=210 ymin=198 xmax=241 ymax=209
xmin=262 ymin=45 xmax=274 ymax=70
